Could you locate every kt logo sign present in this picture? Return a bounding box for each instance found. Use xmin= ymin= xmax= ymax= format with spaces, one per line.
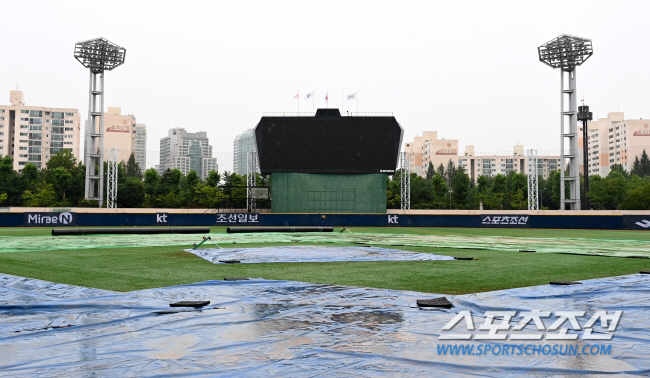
xmin=156 ymin=213 xmax=169 ymax=225
xmin=388 ymin=215 xmax=399 ymax=224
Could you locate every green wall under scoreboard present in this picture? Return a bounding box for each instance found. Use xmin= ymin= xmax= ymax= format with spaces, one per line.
xmin=271 ymin=173 xmax=386 ymax=213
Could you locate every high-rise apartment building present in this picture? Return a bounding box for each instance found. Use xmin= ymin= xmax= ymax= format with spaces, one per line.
xmin=233 ymin=128 xmax=258 ymax=175
xmin=586 ymin=112 xmax=650 ymax=177
xmin=458 ymin=145 xmax=560 ymax=181
xmin=0 ymin=90 xmax=81 ymax=170
xmin=159 ymin=128 xmax=218 ymax=179
xmin=85 ymin=107 xmax=146 ymax=171
xmin=134 ymin=123 xmax=147 ymax=173
xmin=403 ymin=130 xmax=561 ymax=181
xmin=403 ymin=131 xmax=458 ymax=176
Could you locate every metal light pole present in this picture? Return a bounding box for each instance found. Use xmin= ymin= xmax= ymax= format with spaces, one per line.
xmin=578 ymin=104 xmax=593 ymax=209
xmin=74 ymin=38 xmax=126 ymax=207
xmin=538 ymin=34 xmax=593 ymax=210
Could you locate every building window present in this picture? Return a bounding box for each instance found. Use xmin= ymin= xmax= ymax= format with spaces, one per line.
xmin=65 ymin=112 xmax=74 ymax=117
xmin=21 ymin=110 xmax=29 ymax=114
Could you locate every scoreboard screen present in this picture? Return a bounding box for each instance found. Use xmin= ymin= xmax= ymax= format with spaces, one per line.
xmin=255 ymin=110 xmax=403 ymax=174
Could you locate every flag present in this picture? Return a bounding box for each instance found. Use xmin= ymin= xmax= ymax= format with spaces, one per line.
xmin=294 ymin=93 xmax=299 ymax=99
xmin=325 ymin=92 xmax=328 ymax=104
xmin=347 ymin=92 xmax=356 ymax=100
xmin=305 ymin=91 xmax=314 ymax=100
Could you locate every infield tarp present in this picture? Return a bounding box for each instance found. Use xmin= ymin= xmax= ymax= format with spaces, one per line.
xmin=2 ymin=231 xmax=649 ymax=258
xmin=187 ymin=246 xmax=454 ymax=264
xmin=1 ymin=273 xmax=649 ymax=376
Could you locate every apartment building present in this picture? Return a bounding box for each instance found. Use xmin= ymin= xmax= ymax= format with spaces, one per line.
xmin=0 ymin=90 xmax=80 ymax=170
xmin=458 ymin=145 xmax=560 ymax=181
xmin=586 ymin=112 xmax=650 ymax=177
xmin=159 ymin=128 xmax=218 ymax=179
xmin=233 ymin=128 xmax=258 ymax=175
xmin=85 ymin=107 xmax=147 ymax=171
xmin=403 ymin=131 xmax=458 ymax=176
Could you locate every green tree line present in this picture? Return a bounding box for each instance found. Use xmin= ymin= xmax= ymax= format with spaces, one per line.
xmin=387 ymin=150 xmax=650 ymax=210
xmin=1 ymin=150 xmax=650 ymax=210
xmin=0 ymin=151 xmax=268 ymax=209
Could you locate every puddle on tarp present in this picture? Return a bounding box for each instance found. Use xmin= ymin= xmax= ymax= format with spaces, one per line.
xmin=1 ymin=231 xmax=649 ymax=258
xmin=1 ymin=273 xmax=649 ymax=376
xmin=188 ymin=246 xmax=454 ymax=263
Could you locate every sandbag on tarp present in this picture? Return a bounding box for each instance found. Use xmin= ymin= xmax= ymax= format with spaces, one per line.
xmin=188 ymin=246 xmax=454 ymax=264
xmin=1 ymin=273 xmax=649 ymax=376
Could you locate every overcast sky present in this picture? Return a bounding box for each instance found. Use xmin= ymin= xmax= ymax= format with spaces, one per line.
xmin=2 ymin=0 xmax=649 ymax=172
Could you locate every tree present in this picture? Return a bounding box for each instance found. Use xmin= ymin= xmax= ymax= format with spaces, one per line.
xmin=154 ymin=168 xmax=182 ymax=207
xmin=20 ymin=163 xmax=40 ymax=193
xmin=477 ymin=175 xmax=490 ymax=195
xmin=125 ymin=152 xmax=142 ymax=179
xmin=0 ymin=156 xmax=21 ymax=206
xmin=437 ymin=163 xmax=445 ymax=178
xmin=426 ymin=162 xmax=435 ymax=181
xmin=446 ymin=159 xmax=456 ymax=187
xmin=386 ymin=175 xmax=401 ymax=209
xmin=0 ymin=193 xmax=7 ymax=205
xmin=143 ymin=168 xmax=160 ymax=207
xmin=431 ymin=173 xmax=449 ymax=209
xmin=451 ymin=167 xmax=471 ymax=209
xmin=640 ymin=149 xmax=650 ymax=178
xmin=44 ymin=167 xmax=72 ymax=204
xmin=44 ymin=150 xmax=85 ymax=205
xmin=181 ymin=170 xmax=201 ymax=207
xmin=505 ymin=171 xmax=527 ymax=210
xmin=117 ymin=177 xmax=145 ymax=208
xmin=609 ymin=164 xmax=629 ymax=180
xmin=482 ymin=174 xmax=507 ymax=210
xmin=22 ymin=183 xmax=57 ymax=207
xmin=631 ymin=156 xmax=642 ymax=177
xmin=622 ymin=182 xmax=650 ymax=210
xmin=588 ymin=171 xmax=627 ymax=210
xmin=205 ymin=170 xmax=221 ymax=187
xmin=410 ymin=174 xmax=434 ymax=209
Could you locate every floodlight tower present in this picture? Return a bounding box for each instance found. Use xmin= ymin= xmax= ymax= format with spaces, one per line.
xmin=578 ymin=104 xmax=593 ymax=209
xmin=74 ymin=38 xmax=126 ymax=207
xmin=538 ymin=34 xmax=593 ymax=210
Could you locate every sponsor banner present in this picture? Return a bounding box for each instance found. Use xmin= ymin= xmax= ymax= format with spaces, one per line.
xmin=481 ymin=214 xmax=530 ymax=228
xmin=24 ymin=212 xmax=77 ymax=226
xmin=156 ymin=213 xmax=169 ymax=225
xmin=622 ymin=215 xmax=650 ymax=230
xmin=216 ymin=213 xmax=260 ymax=224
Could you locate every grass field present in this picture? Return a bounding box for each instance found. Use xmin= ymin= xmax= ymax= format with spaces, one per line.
xmin=1 ymin=227 xmax=649 ymax=294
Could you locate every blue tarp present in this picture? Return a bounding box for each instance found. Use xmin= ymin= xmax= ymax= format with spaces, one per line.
xmin=188 ymin=246 xmax=455 ymax=264
xmin=0 ymin=273 xmax=648 ymax=376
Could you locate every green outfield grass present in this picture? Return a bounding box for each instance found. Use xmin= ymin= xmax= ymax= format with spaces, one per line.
xmin=1 ymin=226 xmax=649 ymax=294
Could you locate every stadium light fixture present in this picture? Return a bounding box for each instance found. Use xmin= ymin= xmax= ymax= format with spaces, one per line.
xmin=538 ymin=34 xmax=593 ymax=210
xmin=74 ymin=38 xmax=126 ymax=207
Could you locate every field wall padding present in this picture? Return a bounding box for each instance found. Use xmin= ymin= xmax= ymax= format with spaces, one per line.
xmin=271 ymin=173 xmax=387 ymax=213
xmin=2 ymin=211 xmax=650 ymax=230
